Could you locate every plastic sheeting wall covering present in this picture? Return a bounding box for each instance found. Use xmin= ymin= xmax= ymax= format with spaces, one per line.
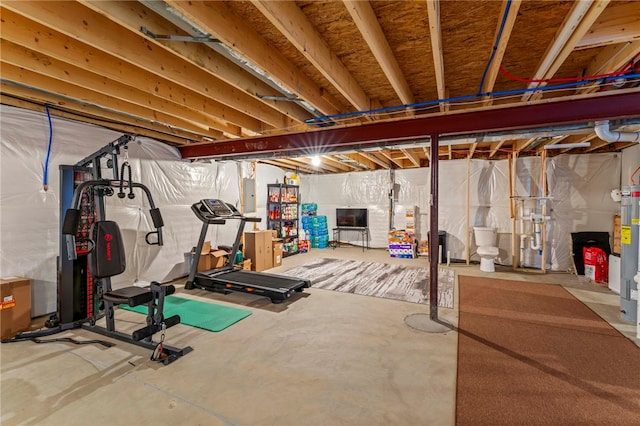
xmin=0 ymin=104 xmax=632 ymax=315
xmin=299 ymin=153 xmax=623 ymax=273
xmin=0 ymin=105 xmax=252 ymax=316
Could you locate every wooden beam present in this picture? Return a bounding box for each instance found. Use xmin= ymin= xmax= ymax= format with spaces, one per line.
xmin=584 ymin=134 xmax=608 ymax=152
xmin=425 ymin=0 xmax=447 ymax=112
xmin=81 ymin=0 xmax=311 ymax=125
xmin=2 ymin=1 xmax=290 ymax=130
xmin=341 ymin=153 xmax=378 ymax=170
xmin=344 ymin=0 xmax=414 ymax=106
xmin=165 ymin=0 xmax=343 ymax=117
xmin=489 ymin=140 xmax=506 ymax=158
xmin=422 ymin=147 xmax=430 ymax=162
xmin=468 ymin=142 xmax=478 ymax=159
xmin=1 ymin=63 xmax=226 ymax=139
xmin=281 ymin=157 xmax=340 ymax=173
xmin=321 ymin=155 xmax=360 ymax=172
xmin=1 ymin=88 xmax=201 ymax=145
xmin=358 ymin=151 xmax=389 ymax=168
xmin=575 ymin=2 xmax=640 ymax=49
xmin=0 ymin=7 xmax=264 ymax=135
xmin=481 ymin=0 xmax=522 ymax=105
xmin=400 ymin=149 xmax=421 ymax=167
xmin=1 ymin=39 xmax=232 ymax=138
xmin=378 ymin=150 xmax=404 ymax=168
xmin=522 ymin=0 xmax=610 ymax=101
xmin=260 ymin=159 xmax=316 ymax=174
xmin=578 ymin=40 xmax=640 ymax=94
xmin=252 ymin=0 xmax=378 ymax=113
xmin=513 ymin=137 xmax=539 ymax=154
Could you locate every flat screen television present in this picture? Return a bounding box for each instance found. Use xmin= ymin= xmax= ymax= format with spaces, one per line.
xmin=336 ymin=208 xmax=368 ymax=228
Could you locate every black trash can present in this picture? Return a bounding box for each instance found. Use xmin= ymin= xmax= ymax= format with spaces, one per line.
xmin=428 ymin=231 xmax=447 ymax=263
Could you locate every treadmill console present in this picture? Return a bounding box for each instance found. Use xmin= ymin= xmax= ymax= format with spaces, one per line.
xmin=202 ymin=199 xmax=235 ymax=217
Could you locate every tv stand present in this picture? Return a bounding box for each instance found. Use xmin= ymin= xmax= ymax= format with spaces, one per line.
xmin=332 ymin=227 xmax=369 ymax=251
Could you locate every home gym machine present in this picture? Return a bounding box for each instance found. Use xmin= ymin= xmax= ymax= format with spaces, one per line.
xmin=9 ymin=135 xmax=192 ymax=364
xmin=186 ymin=199 xmax=310 ymax=303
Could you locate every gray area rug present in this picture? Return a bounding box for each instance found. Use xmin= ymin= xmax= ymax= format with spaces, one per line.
xmin=281 ymin=258 xmax=454 ymax=308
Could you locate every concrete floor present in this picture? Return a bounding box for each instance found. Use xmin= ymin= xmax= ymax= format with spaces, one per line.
xmin=1 ymin=247 xmax=637 ymax=426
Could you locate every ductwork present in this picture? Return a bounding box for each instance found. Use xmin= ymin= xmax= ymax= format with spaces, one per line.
xmin=594 ymin=120 xmax=640 ymax=143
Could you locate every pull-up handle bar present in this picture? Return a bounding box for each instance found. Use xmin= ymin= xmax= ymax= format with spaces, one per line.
xmin=62 ymin=179 xmax=164 ymax=259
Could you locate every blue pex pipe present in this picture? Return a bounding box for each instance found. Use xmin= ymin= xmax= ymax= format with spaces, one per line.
xmin=478 ymin=0 xmax=512 ymax=95
xmin=43 ymin=105 xmax=53 ymax=191
xmin=305 ymin=72 xmax=640 ymax=125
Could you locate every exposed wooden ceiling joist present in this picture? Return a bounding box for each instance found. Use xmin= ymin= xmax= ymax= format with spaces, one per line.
xmin=2 ymin=1 xmax=293 ymax=131
xmin=522 ymin=0 xmax=610 ymax=101
xmin=0 ymin=6 xmax=262 ymax=137
xmin=575 ymin=2 xmax=640 ymax=49
xmin=81 ymin=0 xmax=312 ymax=125
xmin=164 ymin=0 xmax=344 ymax=117
xmin=0 ymin=86 xmax=197 ymax=145
xmin=480 ymin=0 xmax=522 ymax=104
xmin=1 ymin=1 xmax=638 ymax=173
xmin=344 ymin=0 xmax=414 ymax=106
xmin=425 ymin=0 xmax=446 ymax=112
xmin=251 ymin=0 xmax=380 ymax=114
xmin=358 ymin=151 xmax=390 ymax=169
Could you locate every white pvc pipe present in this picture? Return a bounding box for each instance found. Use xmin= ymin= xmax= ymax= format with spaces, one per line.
xmin=594 ymin=120 xmax=640 ymax=143
xmin=543 ymin=142 xmax=591 ymax=150
xmin=529 ymin=222 xmax=542 ymax=251
xmin=519 ymin=234 xmax=527 ymax=267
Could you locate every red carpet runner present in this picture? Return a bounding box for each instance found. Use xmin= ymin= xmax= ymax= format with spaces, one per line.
xmin=456 ymin=276 xmax=640 ymax=425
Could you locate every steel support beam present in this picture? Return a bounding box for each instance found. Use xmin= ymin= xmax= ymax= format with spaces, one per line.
xmin=429 ymin=133 xmax=439 ymax=321
xmin=179 ymin=90 xmax=640 ymax=159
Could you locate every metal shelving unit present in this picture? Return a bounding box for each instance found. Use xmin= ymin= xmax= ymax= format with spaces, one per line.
xmin=267 ymin=184 xmax=299 ymax=257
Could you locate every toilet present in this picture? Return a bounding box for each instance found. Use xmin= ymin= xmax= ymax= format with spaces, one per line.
xmin=474 ymin=227 xmax=499 ymax=272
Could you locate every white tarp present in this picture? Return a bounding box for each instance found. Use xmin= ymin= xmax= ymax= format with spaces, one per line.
xmin=0 ymin=105 xmax=249 ymax=315
xmin=299 ymin=152 xmax=625 ymax=272
xmin=1 ymin=104 xmax=636 ymax=316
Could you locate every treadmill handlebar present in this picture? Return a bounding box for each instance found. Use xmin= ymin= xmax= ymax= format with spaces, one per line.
xmin=190 ymin=204 xmax=227 ymax=225
xmin=191 ymin=200 xmax=262 ymax=224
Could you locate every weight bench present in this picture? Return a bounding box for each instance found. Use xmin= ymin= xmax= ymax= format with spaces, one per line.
xmin=86 ymin=220 xmax=189 ymax=362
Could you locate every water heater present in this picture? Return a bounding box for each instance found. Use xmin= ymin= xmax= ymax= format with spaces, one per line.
xmin=620 ymin=185 xmax=639 ymax=323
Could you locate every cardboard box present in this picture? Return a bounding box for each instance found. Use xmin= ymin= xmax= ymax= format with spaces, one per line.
xmin=1 ymin=277 xmax=32 ymax=340
xmin=197 ymin=241 xmax=213 ymax=272
xmin=273 ymin=242 xmax=284 ymax=267
xmin=197 ymin=242 xmax=229 ymax=271
xmin=244 ymin=230 xmax=273 ymax=272
xmin=613 ymin=215 xmax=621 ymax=255
xmin=388 ymin=243 xmax=416 ymax=258
xmin=211 ymin=250 xmax=229 ymax=269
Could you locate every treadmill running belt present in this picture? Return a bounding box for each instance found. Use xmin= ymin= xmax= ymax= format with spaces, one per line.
xmin=214 ymin=270 xmax=302 ymax=289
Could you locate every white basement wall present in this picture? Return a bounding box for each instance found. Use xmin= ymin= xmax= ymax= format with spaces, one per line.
xmin=0 ymin=105 xmax=281 ymax=316
xmin=300 ymin=150 xmax=626 ymax=272
xmin=1 ymin=104 xmax=636 ymax=315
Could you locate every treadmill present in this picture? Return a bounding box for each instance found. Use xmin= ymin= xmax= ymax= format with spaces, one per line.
xmin=185 ymin=199 xmax=310 ymax=303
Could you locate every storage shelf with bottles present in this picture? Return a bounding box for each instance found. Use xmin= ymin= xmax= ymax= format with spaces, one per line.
xmin=267 ymin=184 xmax=300 ymax=256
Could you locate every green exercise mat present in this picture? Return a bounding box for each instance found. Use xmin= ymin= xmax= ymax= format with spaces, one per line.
xmin=120 ymin=295 xmax=251 ymax=332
